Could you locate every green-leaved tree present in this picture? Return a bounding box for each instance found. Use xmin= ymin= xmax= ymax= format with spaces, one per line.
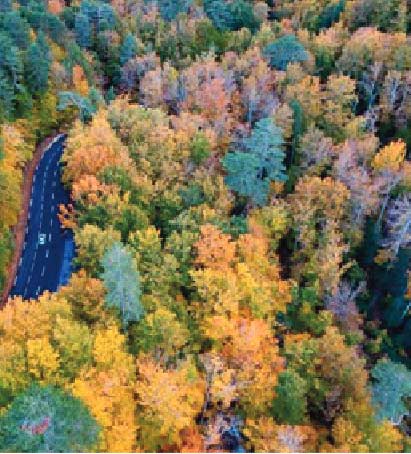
xmin=272 ymin=369 xmax=308 ymax=425
xmin=371 ymin=358 xmax=411 ymax=425
xmin=101 ymin=242 xmax=143 ymax=326
xmin=264 ymin=35 xmax=308 ymax=70
xmin=222 ymin=117 xmax=287 ymax=206
xmin=25 ymin=32 xmax=51 ymax=95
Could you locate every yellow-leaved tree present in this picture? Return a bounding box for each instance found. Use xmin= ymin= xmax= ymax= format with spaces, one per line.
xmin=0 ymin=292 xmax=93 ymax=399
xmin=135 ymin=355 xmax=205 ymax=452
xmin=71 ymin=325 xmax=137 ymax=452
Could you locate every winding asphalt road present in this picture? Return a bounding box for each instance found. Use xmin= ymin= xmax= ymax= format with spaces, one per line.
xmin=10 ymin=135 xmax=74 ymax=300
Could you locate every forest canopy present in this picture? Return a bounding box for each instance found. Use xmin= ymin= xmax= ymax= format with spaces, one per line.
xmin=1 ymin=0 xmax=411 ymax=452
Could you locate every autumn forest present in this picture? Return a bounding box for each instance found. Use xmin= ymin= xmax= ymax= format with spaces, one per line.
xmin=1 ymin=0 xmax=411 ymax=452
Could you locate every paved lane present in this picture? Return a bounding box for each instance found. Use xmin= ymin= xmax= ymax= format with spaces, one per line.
xmin=10 ymin=135 xmax=74 ymax=300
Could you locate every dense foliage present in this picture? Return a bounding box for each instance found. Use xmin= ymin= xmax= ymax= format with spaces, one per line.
xmin=2 ymin=0 xmax=411 ymax=452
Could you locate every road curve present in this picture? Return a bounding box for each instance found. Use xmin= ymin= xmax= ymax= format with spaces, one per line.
xmin=10 ymin=135 xmax=74 ymax=300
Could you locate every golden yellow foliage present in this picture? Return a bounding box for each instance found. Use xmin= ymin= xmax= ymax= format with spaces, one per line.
xmin=191 ymin=267 xmax=241 ymax=318
xmin=244 ymin=417 xmax=318 ymax=452
xmin=372 ymin=140 xmax=406 ymax=173
xmin=191 ymin=223 xmax=291 ymax=321
xmin=72 ymin=367 xmax=137 ymax=452
xmin=27 ymin=337 xmax=60 ymax=382
xmin=93 ymin=326 xmax=134 ymax=373
xmin=286 ymin=76 xmax=322 ymax=124
xmin=0 ymin=293 xmax=92 ymax=395
xmin=135 ymin=356 xmax=205 ymax=451
xmin=331 ymin=415 xmax=403 ymax=453
xmin=0 ymin=124 xmax=33 ymax=230
xmin=203 ymin=316 xmax=284 ymax=417
xmin=72 ymin=325 xmax=136 ymax=452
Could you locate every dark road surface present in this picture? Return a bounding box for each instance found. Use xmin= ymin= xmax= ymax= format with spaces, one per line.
xmin=10 ymin=135 xmax=74 ymax=300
